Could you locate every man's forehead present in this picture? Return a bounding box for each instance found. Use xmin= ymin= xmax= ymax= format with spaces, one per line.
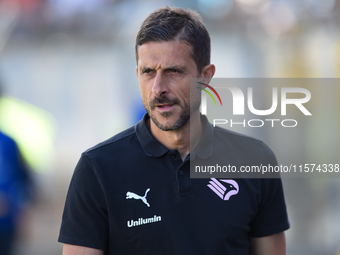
xmin=137 ymin=40 xmax=195 ymax=66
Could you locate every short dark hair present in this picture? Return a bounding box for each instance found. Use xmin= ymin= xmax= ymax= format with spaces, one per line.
xmin=135 ymin=6 xmax=211 ymax=73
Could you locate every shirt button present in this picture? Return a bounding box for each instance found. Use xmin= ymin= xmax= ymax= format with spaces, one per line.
xmin=178 ymin=170 xmax=184 ymax=176
xmin=170 ymin=155 xmax=175 ymax=159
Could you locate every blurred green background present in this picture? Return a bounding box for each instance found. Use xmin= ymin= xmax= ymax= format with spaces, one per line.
xmin=0 ymin=0 xmax=339 ymax=254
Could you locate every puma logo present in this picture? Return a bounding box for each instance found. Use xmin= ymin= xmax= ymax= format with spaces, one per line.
xmin=126 ymin=188 xmax=150 ymax=207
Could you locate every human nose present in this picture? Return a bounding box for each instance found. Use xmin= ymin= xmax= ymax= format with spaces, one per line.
xmin=151 ymin=72 xmax=168 ymax=97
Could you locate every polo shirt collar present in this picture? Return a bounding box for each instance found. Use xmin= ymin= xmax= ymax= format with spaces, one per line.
xmin=135 ymin=114 xmax=169 ymax=157
xmin=135 ymin=113 xmax=214 ymax=159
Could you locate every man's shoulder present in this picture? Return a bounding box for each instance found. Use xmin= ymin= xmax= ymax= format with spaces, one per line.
xmin=84 ymin=125 xmax=137 ymax=155
xmin=0 ymin=131 xmax=14 ymax=144
xmin=0 ymin=131 xmax=17 ymax=152
xmin=213 ymin=125 xmax=265 ymax=147
xmin=212 ymin=125 xmax=276 ymax=161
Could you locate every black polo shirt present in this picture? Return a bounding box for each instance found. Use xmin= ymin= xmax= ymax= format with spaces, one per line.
xmin=58 ymin=114 xmax=289 ymax=255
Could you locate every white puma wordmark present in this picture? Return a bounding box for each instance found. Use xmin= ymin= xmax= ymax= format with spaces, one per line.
xmin=126 ymin=188 xmax=150 ymax=207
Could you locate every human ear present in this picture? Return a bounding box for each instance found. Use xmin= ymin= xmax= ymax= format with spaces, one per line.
xmin=201 ymin=64 xmax=215 ymax=83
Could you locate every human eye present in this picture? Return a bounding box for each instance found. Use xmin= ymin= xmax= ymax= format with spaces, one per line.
xmin=142 ymin=68 xmax=153 ymax=74
xmin=167 ymin=68 xmax=181 ymax=74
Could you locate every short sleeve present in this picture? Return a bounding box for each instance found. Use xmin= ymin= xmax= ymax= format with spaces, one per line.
xmin=58 ymin=154 xmax=109 ymax=250
xmin=248 ymin=178 xmax=290 ymax=237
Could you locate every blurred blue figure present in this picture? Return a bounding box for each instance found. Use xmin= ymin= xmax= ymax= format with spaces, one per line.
xmin=0 ymin=131 xmax=32 ymax=255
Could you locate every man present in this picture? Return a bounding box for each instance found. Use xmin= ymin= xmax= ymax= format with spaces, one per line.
xmin=0 ymin=83 xmax=33 ymax=255
xmin=0 ymin=131 xmax=32 ymax=255
xmin=59 ymin=7 xmax=289 ymax=255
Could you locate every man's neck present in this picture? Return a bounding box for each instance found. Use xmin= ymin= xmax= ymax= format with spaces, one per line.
xmin=148 ymin=111 xmax=203 ymax=161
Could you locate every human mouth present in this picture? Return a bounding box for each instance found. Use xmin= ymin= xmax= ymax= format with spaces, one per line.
xmin=156 ymin=104 xmax=175 ymax=112
xmin=150 ymin=96 xmax=180 ymax=112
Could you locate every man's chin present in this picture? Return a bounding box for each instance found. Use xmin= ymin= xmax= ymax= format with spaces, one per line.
xmin=150 ymin=108 xmax=176 ymax=119
xmin=152 ymin=118 xmax=177 ymax=130
xmin=150 ymin=114 xmax=190 ymax=131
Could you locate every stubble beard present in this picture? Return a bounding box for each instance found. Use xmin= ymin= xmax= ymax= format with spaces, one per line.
xmin=144 ymin=94 xmax=200 ymax=131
